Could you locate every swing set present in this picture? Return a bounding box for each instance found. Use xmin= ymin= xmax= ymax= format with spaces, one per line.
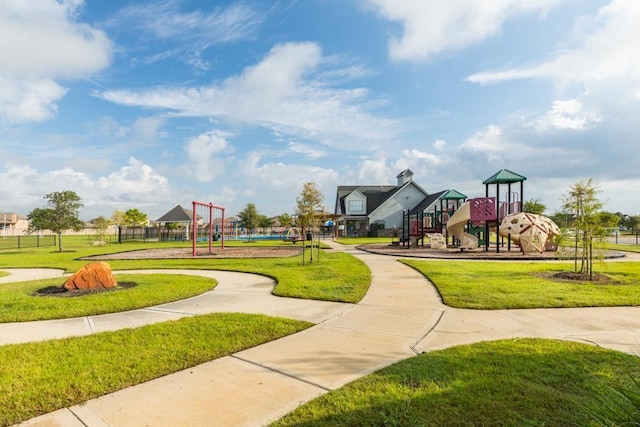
xmin=192 ymin=201 xmax=225 ymax=257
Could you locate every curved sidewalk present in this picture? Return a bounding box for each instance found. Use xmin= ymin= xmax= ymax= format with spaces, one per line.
xmin=0 ymin=269 xmax=351 ymax=346
xmin=8 ymin=243 xmax=640 ymax=426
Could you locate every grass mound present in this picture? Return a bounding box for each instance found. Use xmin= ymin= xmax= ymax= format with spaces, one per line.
xmin=274 ymin=339 xmax=640 ymax=426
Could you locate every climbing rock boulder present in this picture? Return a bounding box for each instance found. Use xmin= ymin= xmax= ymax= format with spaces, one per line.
xmin=64 ymin=262 xmax=117 ymax=291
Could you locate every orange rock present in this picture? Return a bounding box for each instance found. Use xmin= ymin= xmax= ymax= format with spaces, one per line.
xmin=64 ymin=262 xmax=117 ymax=291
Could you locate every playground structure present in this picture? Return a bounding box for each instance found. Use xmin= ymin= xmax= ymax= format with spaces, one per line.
xmin=498 ymin=212 xmax=561 ymax=253
xmin=400 ymin=169 xmax=561 ymax=255
xmin=192 ymin=201 xmax=225 ymax=257
xmin=282 ymin=227 xmax=304 ymax=243
xmin=446 ymin=201 xmax=479 ymax=250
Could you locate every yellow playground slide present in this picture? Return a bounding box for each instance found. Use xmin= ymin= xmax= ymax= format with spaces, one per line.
xmin=446 ymin=202 xmax=479 ymax=250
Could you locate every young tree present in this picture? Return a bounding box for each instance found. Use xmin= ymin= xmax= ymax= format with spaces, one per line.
xmin=124 ymin=208 xmax=148 ymax=228
xmin=27 ymin=190 xmax=84 ymax=252
xmin=110 ymin=210 xmax=126 ymax=227
xmin=237 ymin=203 xmax=259 ymax=242
xmin=523 ymin=198 xmax=546 ymax=215
xmin=93 ymin=216 xmax=110 ymax=244
xmin=295 ymin=182 xmax=324 ymax=234
xmin=561 ymin=179 xmax=618 ymax=279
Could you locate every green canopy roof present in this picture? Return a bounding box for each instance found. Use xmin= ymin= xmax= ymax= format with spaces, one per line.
xmin=440 ymin=189 xmax=467 ymax=200
xmin=482 ymin=169 xmax=527 ymax=184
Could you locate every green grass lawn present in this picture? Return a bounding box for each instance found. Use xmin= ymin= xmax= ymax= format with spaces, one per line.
xmin=0 ymin=239 xmax=368 ymax=425
xmin=0 ymin=274 xmax=216 ymax=322
xmin=273 ymin=338 xmax=640 ymax=426
xmin=608 ymin=243 xmax=640 ymax=253
xmin=4 ymin=238 xmax=640 ymax=425
xmin=0 ymin=240 xmax=370 ymax=304
xmin=401 ymin=259 xmax=640 ymax=309
xmin=334 ymin=236 xmax=393 ymax=245
xmin=0 ymin=313 xmax=311 ymax=426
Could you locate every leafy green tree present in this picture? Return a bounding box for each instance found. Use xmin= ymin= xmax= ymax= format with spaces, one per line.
xmin=27 ymin=190 xmax=84 ymax=252
xmin=257 ymin=214 xmax=274 ymax=229
xmin=523 ymin=198 xmax=546 ymax=215
xmin=237 ymin=203 xmax=259 ymax=241
xmin=561 ymin=179 xmax=617 ymax=279
xmin=124 ymin=208 xmax=148 ymax=228
xmin=549 ymin=211 xmax=573 ymax=229
xmin=278 ymin=213 xmax=294 ymax=227
xmin=620 ymin=214 xmax=640 ymax=232
xmin=295 ymin=182 xmax=324 ymax=234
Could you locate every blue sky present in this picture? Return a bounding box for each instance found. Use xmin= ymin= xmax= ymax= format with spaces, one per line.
xmin=1 ymin=0 xmax=639 ymax=221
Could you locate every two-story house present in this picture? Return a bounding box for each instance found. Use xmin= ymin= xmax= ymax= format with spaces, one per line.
xmin=334 ymin=169 xmax=430 ymax=237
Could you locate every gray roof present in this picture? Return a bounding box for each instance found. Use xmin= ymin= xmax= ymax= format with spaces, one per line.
xmin=157 ymin=205 xmax=195 ymax=223
xmin=335 ymin=185 xmax=399 ymax=215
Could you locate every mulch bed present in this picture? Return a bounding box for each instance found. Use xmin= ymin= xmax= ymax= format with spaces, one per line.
xmin=356 ymin=244 xmax=627 ymax=261
xmin=357 ymin=244 xmax=562 ymax=260
xmin=533 ymin=271 xmax=623 ymax=285
xmin=35 ymin=282 xmax=138 ymax=298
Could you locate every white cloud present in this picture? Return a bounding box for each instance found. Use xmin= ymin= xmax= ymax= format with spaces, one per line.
xmin=132 ymin=116 xmax=166 ymax=141
xmin=98 ymin=42 xmax=398 ymax=150
xmin=433 ymin=139 xmax=447 ymax=151
xmin=108 ymin=0 xmax=264 ymax=70
xmin=287 ymin=142 xmax=327 ymax=159
xmin=90 ymin=116 xmax=130 ymax=139
xmin=185 ymin=131 xmax=230 ymax=182
xmin=533 ymin=99 xmax=600 ymax=131
xmin=0 ymin=0 xmax=112 ymax=123
xmin=0 ymin=77 xmax=67 ymax=122
xmin=97 ymin=157 xmax=169 ymax=201
xmin=459 ymin=124 xmax=581 ymax=165
xmin=363 ymin=0 xmax=561 ymax=61
xmin=239 ymin=151 xmax=339 ymax=214
xmin=468 ymin=0 xmax=640 ymax=86
xmin=357 ymin=158 xmax=392 ymax=183
xmin=110 ymin=0 xmax=262 ymax=43
xmin=392 ymin=149 xmax=444 ymax=176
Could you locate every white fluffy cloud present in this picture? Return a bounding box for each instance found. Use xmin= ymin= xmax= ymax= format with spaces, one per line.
xmin=0 ymin=159 xmax=171 ymax=218
xmin=533 ymin=99 xmax=601 ymax=131
xmin=364 ymin=0 xmax=561 ymax=61
xmin=0 ymin=0 xmax=112 ymax=123
xmin=468 ymin=0 xmax=640 ymax=87
xmin=185 ymin=131 xmax=230 ymax=182
xmin=239 ymin=151 xmax=339 ymax=214
xmin=98 ymin=42 xmax=398 ymax=150
xmin=97 ymin=157 xmax=169 ymax=201
xmin=459 ymin=124 xmax=583 ymax=166
xmin=357 ymin=158 xmax=392 ymax=183
xmin=0 ymin=77 xmax=67 ymax=122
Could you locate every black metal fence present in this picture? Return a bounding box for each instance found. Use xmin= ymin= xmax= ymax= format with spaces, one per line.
xmin=0 ymin=235 xmax=57 ymax=250
xmin=118 ymin=227 xmax=160 ymax=243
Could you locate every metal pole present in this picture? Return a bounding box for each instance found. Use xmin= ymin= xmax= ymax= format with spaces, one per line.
xmin=221 ymin=208 xmax=225 ymax=250
xmin=208 ymin=204 xmax=213 ymax=254
xmin=192 ymin=201 xmax=197 ymax=257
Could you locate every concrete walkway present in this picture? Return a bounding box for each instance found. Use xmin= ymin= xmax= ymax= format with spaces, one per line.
xmin=5 ymin=243 xmax=640 ymax=426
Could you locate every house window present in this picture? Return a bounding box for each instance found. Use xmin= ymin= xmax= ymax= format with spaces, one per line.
xmin=348 ymin=200 xmax=364 ymax=213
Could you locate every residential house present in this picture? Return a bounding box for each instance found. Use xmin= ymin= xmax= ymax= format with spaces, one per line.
xmin=0 ymin=212 xmax=29 ymax=235
xmin=334 ymin=169 xmax=428 ymax=237
xmin=334 ymin=170 xmax=467 ymax=237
